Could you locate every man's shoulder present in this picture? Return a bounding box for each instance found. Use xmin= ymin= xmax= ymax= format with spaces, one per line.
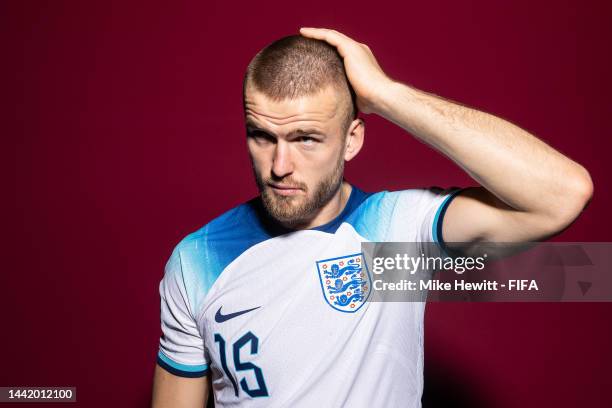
xmin=346 ymin=186 xmax=461 ymax=240
xmin=364 ymin=186 xmax=460 ymax=207
xmin=174 ymin=197 xmax=269 ymax=253
xmin=351 ymin=186 xmax=448 ymax=214
xmin=169 ymin=197 xmax=274 ymax=285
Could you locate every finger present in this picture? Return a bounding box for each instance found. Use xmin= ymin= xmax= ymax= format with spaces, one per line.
xmin=299 ymin=27 xmax=351 ymax=48
xmin=299 ymin=27 xmax=333 ymax=41
xmin=300 ymin=28 xmax=350 ymax=43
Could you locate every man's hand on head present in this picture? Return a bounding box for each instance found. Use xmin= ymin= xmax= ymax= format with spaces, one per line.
xmin=301 ymin=27 xmax=593 ymax=246
xmin=299 ymin=27 xmax=394 ymax=115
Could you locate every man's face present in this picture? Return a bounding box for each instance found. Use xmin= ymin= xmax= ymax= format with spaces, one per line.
xmin=244 ymin=85 xmax=350 ymax=228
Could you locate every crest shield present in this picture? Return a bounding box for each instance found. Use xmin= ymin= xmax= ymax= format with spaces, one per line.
xmin=316 ymin=253 xmax=372 ymax=313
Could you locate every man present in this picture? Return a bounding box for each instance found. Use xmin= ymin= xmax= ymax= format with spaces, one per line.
xmin=151 ymin=28 xmax=593 ymax=407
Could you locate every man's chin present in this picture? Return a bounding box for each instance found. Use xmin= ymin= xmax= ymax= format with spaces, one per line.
xmin=268 ymin=212 xmax=309 ymax=228
xmin=262 ymin=193 xmax=311 ymax=227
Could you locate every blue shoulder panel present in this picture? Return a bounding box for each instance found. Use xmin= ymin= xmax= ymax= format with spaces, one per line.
xmin=344 ymin=190 xmax=401 ymax=242
xmin=174 ymin=199 xmax=275 ymax=314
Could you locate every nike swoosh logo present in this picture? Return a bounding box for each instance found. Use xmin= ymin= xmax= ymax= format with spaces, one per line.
xmin=215 ymin=306 xmax=261 ymax=323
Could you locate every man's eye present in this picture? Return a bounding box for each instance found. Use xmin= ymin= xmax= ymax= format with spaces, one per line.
xmin=248 ymin=130 xmax=275 ymax=143
xmin=299 ymin=136 xmax=316 ymax=145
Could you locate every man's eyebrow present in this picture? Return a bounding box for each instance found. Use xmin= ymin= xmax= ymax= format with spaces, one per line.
xmin=245 ymin=122 xmax=326 ymax=138
xmin=287 ymin=128 xmax=326 ymax=138
xmin=245 ymin=120 xmax=262 ymax=130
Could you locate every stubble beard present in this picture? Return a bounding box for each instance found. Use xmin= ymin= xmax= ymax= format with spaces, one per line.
xmin=253 ymin=156 xmax=345 ymax=228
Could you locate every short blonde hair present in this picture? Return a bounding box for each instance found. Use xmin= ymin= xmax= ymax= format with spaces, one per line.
xmin=243 ymin=35 xmax=357 ymax=133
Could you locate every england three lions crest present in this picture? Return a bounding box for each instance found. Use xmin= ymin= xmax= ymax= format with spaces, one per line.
xmin=316 ymin=253 xmax=372 ymax=313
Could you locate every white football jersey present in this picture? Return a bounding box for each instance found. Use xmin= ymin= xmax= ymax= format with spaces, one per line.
xmin=157 ymin=184 xmax=460 ymax=407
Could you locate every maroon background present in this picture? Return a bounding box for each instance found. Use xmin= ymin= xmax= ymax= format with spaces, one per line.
xmin=2 ymin=1 xmax=611 ymax=407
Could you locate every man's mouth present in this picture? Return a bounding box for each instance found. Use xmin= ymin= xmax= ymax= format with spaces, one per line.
xmin=268 ymin=183 xmax=303 ymax=196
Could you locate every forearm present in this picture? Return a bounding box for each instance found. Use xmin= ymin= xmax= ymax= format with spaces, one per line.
xmin=374 ymin=81 xmax=593 ymax=220
xmin=152 ymin=365 xmax=208 ymax=408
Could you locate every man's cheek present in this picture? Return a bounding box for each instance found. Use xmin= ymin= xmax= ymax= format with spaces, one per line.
xmin=253 ymin=159 xmax=270 ymax=175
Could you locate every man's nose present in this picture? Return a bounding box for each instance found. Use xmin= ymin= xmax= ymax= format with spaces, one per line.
xmin=271 ymin=141 xmax=294 ymax=179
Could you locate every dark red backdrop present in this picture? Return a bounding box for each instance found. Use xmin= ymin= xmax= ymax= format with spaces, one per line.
xmin=2 ymin=1 xmax=611 ymax=407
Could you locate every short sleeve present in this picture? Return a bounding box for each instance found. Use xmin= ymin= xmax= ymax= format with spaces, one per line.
xmin=416 ymin=187 xmax=464 ymax=244
xmin=156 ymin=247 xmax=210 ymax=378
xmin=384 ymin=187 xmax=463 ymax=244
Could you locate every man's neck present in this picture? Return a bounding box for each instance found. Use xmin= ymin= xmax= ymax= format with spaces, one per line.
xmin=290 ymin=181 xmax=353 ymax=230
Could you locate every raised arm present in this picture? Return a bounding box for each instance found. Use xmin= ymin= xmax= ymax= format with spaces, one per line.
xmin=300 ymin=27 xmax=593 ymax=248
xmin=371 ymin=81 xmax=592 ymax=244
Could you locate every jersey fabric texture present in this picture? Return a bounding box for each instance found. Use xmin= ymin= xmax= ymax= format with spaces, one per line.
xmin=156 ymin=185 xmax=461 ymax=407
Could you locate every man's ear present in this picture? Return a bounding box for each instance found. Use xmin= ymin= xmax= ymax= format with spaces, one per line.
xmin=344 ymin=118 xmax=365 ymax=162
